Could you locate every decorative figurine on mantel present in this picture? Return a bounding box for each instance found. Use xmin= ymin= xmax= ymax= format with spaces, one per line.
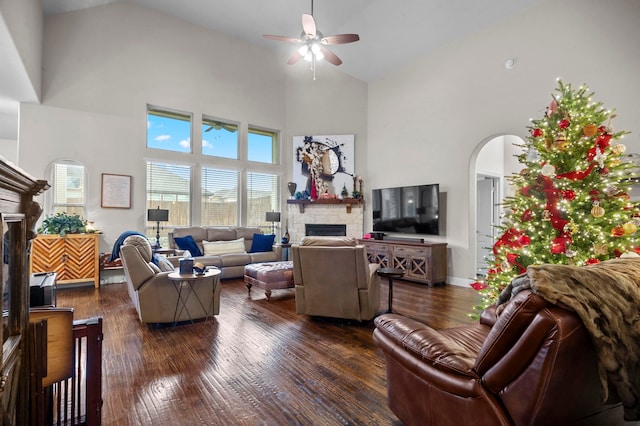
xmin=352 ymin=175 xmax=363 ymax=200
xmin=341 ymin=184 xmax=349 ymax=198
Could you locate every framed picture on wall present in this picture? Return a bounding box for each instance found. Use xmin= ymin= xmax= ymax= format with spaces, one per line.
xmin=101 ymin=173 xmax=132 ymax=209
xmin=292 ymin=135 xmax=355 ymax=197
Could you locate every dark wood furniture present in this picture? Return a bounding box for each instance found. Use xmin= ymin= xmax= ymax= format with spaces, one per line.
xmin=376 ymin=268 xmax=405 ymax=313
xmin=0 ymin=157 xmax=49 ymax=425
xmin=359 ymin=238 xmax=447 ymax=286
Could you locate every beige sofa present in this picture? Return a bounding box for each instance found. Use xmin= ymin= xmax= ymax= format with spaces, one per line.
xmin=292 ymin=236 xmax=381 ymax=321
xmin=167 ymin=226 xmax=281 ymax=279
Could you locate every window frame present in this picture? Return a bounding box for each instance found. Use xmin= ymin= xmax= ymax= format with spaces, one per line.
xmin=46 ymin=159 xmax=87 ymax=218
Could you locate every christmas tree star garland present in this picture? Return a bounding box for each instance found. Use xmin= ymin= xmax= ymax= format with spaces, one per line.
xmin=473 ymin=80 xmax=639 ymax=314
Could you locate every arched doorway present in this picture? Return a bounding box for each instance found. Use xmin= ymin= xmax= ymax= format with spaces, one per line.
xmin=469 ymin=135 xmax=525 ymax=279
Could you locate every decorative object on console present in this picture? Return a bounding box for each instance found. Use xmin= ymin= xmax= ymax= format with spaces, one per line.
xmin=147 ymin=206 xmax=169 ymax=248
xmin=293 ymin=135 xmax=354 ymax=200
xmin=265 ymin=211 xmax=281 ymax=235
xmin=38 ymin=212 xmax=87 ymax=236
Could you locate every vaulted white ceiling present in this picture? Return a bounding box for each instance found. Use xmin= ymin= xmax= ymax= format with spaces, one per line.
xmin=0 ymin=0 xmax=544 ymax=139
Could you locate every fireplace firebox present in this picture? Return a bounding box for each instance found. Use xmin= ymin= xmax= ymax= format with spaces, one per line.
xmin=305 ymin=224 xmax=347 ymax=237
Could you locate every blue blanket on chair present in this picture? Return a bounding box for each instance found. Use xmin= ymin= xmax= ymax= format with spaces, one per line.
xmin=109 ymin=230 xmax=147 ymax=262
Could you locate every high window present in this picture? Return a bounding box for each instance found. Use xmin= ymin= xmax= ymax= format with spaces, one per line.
xmin=49 ymin=160 xmax=87 ymax=217
xmin=201 ymin=116 xmax=238 ymax=159
xmin=248 ymin=127 xmax=278 ymax=164
xmin=147 ymin=106 xmax=192 ymax=153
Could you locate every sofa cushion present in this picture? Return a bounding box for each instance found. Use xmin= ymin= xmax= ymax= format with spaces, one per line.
xmin=220 ymin=252 xmax=252 ymax=267
xmin=172 ymin=226 xmax=208 ymax=242
xmin=250 ymin=233 xmax=275 ymax=253
xmin=174 ymin=235 xmax=203 ymax=257
xmin=206 ymin=227 xmax=237 ymax=242
xmin=202 ymin=238 xmax=246 ymax=255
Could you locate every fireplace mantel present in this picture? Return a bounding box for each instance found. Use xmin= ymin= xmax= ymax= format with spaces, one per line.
xmin=287 ymin=198 xmax=363 ymax=213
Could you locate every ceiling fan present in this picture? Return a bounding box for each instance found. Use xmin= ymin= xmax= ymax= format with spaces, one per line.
xmin=263 ymin=0 xmax=360 ymax=79
xmin=203 ymin=119 xmax=237 ymax=133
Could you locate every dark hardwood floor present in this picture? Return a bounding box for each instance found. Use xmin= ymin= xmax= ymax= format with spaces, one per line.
xmin=56 ymin=277 xmax=480 ymax=426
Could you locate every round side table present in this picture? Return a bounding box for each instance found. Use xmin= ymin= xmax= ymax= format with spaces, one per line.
xmin=167 ymin=269 xmax=220 ymax=326
xmin=376 ymin=267 xmax=405 ymax=314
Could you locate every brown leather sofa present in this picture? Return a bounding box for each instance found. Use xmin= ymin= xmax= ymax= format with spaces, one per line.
xmin=373 ymin=289 xmax=623 ymax=426
xmin=292 ymin=236 xmax=380 ymax=321
xmin=121 ymin=235 xmax=220 ymax=324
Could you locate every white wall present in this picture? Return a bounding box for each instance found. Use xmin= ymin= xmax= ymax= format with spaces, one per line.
xmin=367 ymin=0 xmax=640 ymax=284
xmin=17 ymin=2 xmax=367 ymax=253
xmin=0 ymin=137 xmax=17 ymax=163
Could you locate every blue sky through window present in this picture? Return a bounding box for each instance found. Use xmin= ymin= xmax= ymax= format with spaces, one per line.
xmin=147 ymin=113 xmax=191 ymax=153
xmin=147 ymin=109 xmax=275 ymax=164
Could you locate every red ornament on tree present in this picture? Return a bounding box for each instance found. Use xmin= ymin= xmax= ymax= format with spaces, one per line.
xmin=586 ymin=258 xmax=600 ymax=265
xmin=531 ymin=128 xmax=543 ymax=137
xmin=612 ymin=226 xmax=625 ymax=237
xmin=518 ymin=234 xmax=531 ymax=246
xmin=558 ymin=119 xmax=570 ymax=129
xmin=470 ymin=281 xmax=488 ymax=291
xmin=562 ymin=190 xmax=576 ymax=200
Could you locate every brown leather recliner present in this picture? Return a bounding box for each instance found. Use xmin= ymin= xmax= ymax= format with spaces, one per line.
xmin=373 ymin=290 xmax=623 ymax=426
xmin=292 ymin=236 xmax=380 ymax=321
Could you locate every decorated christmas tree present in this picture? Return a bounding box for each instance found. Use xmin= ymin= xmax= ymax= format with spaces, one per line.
xmin=473 ymin=80 xmax=639 ymax=313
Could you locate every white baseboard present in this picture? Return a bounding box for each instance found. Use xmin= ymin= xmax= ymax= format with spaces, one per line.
xmin=447 ymin=276 xmax=475 ymax=288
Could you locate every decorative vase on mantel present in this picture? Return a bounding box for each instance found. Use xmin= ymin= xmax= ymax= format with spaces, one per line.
xmin=287 ymin=182 xmax=297 ymax=199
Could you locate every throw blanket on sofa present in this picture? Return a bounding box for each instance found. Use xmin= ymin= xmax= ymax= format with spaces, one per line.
xmin=497 ymin=258 xmax=640 ymax=421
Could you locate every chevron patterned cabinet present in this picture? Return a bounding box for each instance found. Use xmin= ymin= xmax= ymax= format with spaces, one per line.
xmin=30 ymin=234 xmax=100 ymax=288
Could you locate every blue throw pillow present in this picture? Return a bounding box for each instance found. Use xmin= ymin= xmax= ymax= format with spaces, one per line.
xmin=173 ymin=235 xmax=203 ymax=257
xmin=250 ymin=233 xmax=275 ymax=253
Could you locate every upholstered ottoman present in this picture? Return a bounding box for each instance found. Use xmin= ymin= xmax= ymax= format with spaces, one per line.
xmin=244 ymin=261 xmax=294 ymax=300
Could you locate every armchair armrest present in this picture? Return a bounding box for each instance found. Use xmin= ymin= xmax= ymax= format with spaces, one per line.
xmin=374 ymin=314 xmax=480 ymax=377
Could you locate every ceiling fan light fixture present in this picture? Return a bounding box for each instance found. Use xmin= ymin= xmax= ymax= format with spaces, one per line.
xmin=304 ymin=51 xmax=313 ymax=62
xmin=298 ymin=44 xmax=309 ymax=56
xmin=311 ymin=42 xmax=321 ymax=54
xmin=315 ymin=50 xmax=324 ymax=61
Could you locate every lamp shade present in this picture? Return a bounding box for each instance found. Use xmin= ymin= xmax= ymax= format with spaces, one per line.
xmin=265 ymin=212 xmax=281 ymax=222
xmin=148 ymin=208 xmax=169 ymax=222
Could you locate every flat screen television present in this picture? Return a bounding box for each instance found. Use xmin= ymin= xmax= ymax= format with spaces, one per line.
xmin=372 ymin=184 xmax=440 ymax=235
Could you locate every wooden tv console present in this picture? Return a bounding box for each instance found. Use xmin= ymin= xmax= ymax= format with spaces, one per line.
xmin=358 ymin=238 xmax=447 ymax=286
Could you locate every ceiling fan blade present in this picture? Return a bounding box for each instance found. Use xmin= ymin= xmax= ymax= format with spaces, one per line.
xmin=302 ymin=14 xmax=316 ymax=37
xmin=263 ymin=34 xmax=301 ymax=43
xmin=287 ymin=51 xmax=302 ymax=65
xmin=321 ymin=34 xmax=360 ymax=45
xmin=320 ymin=47 xmax=342 ymax=66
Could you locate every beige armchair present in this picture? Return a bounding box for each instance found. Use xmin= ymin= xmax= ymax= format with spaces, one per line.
xmin=120 ymin=235 xmax=220 ymax=324
xmin=292 ymin=236 xmax=381 ymax=321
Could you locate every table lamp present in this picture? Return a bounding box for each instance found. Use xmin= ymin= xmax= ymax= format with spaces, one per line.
xmin=265 ymin=211 xmax=280 ymax=235
xmin=148 ymin=207 xmax=169 ymax=248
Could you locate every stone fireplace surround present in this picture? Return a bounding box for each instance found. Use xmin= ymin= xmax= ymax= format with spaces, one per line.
xmin=286 ymin=202 xmax=364 ymax=244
